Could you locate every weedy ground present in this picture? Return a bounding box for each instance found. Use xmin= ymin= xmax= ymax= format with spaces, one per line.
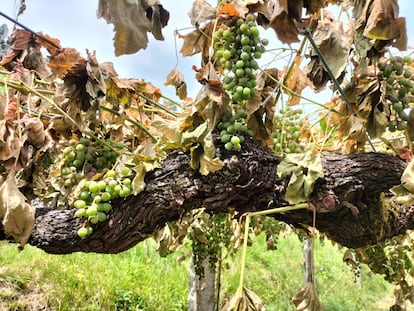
xmin=0 ymin=233 xmax=392 ymax=310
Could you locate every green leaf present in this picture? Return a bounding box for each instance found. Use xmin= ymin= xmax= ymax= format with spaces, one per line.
xmin=277 ymin=151 xmax=324 ymax=204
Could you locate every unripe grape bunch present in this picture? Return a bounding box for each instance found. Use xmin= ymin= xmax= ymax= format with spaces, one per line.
xmin=271 ymin=107 xmax=305 ymax=156
xmin=378 ymin=55 xmax=414 ymax=132
xmin=75 ymin=166 xmax=134 ymax=238
xmin=58 ymin=135 xmax=134 ymax=238
xmin=213 ymin=14 xmax=268 ymax=105
xmin=217 ymin=110 xmax=253 ymax=151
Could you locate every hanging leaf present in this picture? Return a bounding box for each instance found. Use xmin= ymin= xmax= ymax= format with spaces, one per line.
xmin=0 ymin=175 xmax=35 ymax=248
xmin=305 ymin=19 xmax=351 ymax=91
xmin=285 ymin=55 xmax=312 ymax=106
xmin=291 ymin=282 xmax=323 ymax=311
xmin=153 ymin=224 xmax=173 ymax=256
xmin=164 ymin=68 xmax=188 ymax=100
xmin=0 ymin=29 xmax=33 ymax=69
xmin=277 ymin=151 xmax=324 ymax=204
xmin=222 ymin=286 xmax=264 ymax=311
xmin=97 ymin=0 xmax=170 ymax=56
xmin=267 ymin=0 xmax=301 ymax=44
xmin=188 ymin=0 xmax=216 ymax=26
xmin=178 ymin=24 xmax=211 ymax=57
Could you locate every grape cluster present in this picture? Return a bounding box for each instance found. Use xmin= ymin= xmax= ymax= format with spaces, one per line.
xmin=378 ymin=55 xmax=414 ymax=131
xmin=61 ymin=137 xmax=124 ymax=187
xmin=217 ymin=110 xmax=253 ymax=151
xmin=271 ymin=107 xmax=304 ymax=155
xmin=190 ymin=213 xmax=233 ymax=278
xmin=75 ymin=166 xmax=134 ymax=238
xmin=213 ymin=15 xmax=268 ymax=105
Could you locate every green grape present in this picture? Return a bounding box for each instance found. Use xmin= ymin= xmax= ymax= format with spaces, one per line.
xmin=61 ymin=167 xmax=70 ymax=176
xmin=93 ymin=195 xmax=102 ymax=203
xmin=75 ymin=143 xmax=86 ymax=152
xmin=231 ymin=136 xmax=240 ymax=145
xmin=101 ymin=203 xmax=112 ymax=213
xmin=120 ymin=167 xmax=131 ymax=176
xmin=97 ymin=212 xmax=107 ymax=222
xmin=97 ymin=180 xmax=107 ymax=191
xmin=89 ymin=215 xmax=99 ymax=224
xmin=88 ymin=181 xmax=99 ymax=193
xmin=80 ymin=191 xmax=90 ymax=200
xmin=221 ymin=134 xmax=231 ymax=143
xmin=101 ymin=192 xmax=111 ymax=202
xmin=74 ymin=199 xmax=87 ymax=209
xmin=86 ymin=204 xmax=98 ymax=217
xmin=75 ymin=208 xmax=86 ymax=218
xmin=225 ymin=142 xmax=233 ymax=151
xmin=77 ymin=227 xmax=89 ymax=238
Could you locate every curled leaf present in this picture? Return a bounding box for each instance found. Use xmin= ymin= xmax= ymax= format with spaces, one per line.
xmin=97 ymin=0 xmax=170 ymax=56
xmin=291 ymin=282 xmax=323 ymax=311
xmin=165 ymin=68 xmax=188 ymax=100
xmin=188 ymin=0 xmax=216 ymax=26
xmin=222 ymin=286 xmax=264 ymax=311
xmin=277 ymin=151 xmax=324 ymax=204
xmin=0 ymin=175 xmax=35 ymax=248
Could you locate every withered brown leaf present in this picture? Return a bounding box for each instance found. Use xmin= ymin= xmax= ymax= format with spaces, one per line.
xmin=97 ymin=0 xmax=170 ymax=56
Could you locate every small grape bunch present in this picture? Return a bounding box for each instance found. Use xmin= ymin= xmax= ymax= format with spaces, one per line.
xmin=75 ymin=166 xmax=134 ymax=238
xmin=271 ymin=107 xmax=304 ymax=155
xmin=213 ymin=14 xmax=268 ymax=105
xmin=217 ymin=110 xmax=253 ymax=151
xmin=378 ymin=55 xmax=414 ymax=132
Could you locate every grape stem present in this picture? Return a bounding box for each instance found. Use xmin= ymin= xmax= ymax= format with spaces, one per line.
xmin=100 ymin=105 xmax=158 ymax=143
xmin=236 ymin=203 xmax=309 ymax=299
xmin=1 ymin=79 xmax=80 ymax=129
xmin=135 ymin=92 xmax=177 ymax=118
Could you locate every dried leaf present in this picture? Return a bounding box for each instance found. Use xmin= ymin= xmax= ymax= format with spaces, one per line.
xmin=35 ymin=32 xmax=61 ymax=55
xmin=285 ymin=55 xmax=312 ymax=106
xmin=97 ymin=0 xmax=169 ymax=56
xmin=222 ymin=287 xmax=264 ymax=311
xmin=0 ymin=29 xmax=33 ymax=69
xmin=179 ymin=26 xmax=210 ymax=57
xmin=305 ymin=19 xmax=351 ymax=90
xmin=401 ymin=160 xmax=414 ymax=193
xmin=0 ymin=175 xmax=35 ymax=247
xmin=132 ymin=163 xmax=147 ymax=195
xmin=232 ymin=0 xmax=266 ymax=18
xmin=188 ymin=0 xmax=216 ymax=26
xmin=165 ymin=68 xmax=188 ymax=100
xmin=268 ymin=0 xmax=301 ymax=44
xmin=23 ymin=116 xmax=45 ymax=148
xmin=291 ymin=282 xmax=323 ymax=311
xmin=219 ymin=3 xmax=243 ymax=18
xmin=48 ymin=48 xmax=85 ymax=78
xmin=277 ymin=151 xmax=324 ymax=204
xmin=153 ymin=224 xmax=173 ymax=256
xmin=0 ymin=120 xmax=21 ymax=162
xmin=363 ymin=0 xmax=401 ymax=40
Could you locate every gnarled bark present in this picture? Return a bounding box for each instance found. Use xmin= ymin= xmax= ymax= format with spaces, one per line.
xmin=22 ymin=140 xmax=413 ymax=254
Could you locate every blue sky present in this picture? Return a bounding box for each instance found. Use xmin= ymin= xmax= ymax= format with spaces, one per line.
xmin=1 ymin=0 xmax=413 ymax=101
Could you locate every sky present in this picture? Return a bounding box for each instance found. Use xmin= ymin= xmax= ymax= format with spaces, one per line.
xmin=1 ymin=0 xmax=413 ymax=102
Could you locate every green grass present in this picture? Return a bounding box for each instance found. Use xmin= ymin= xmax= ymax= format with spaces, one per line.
xmin=0 ymin=234 xmax=393 ymax=310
